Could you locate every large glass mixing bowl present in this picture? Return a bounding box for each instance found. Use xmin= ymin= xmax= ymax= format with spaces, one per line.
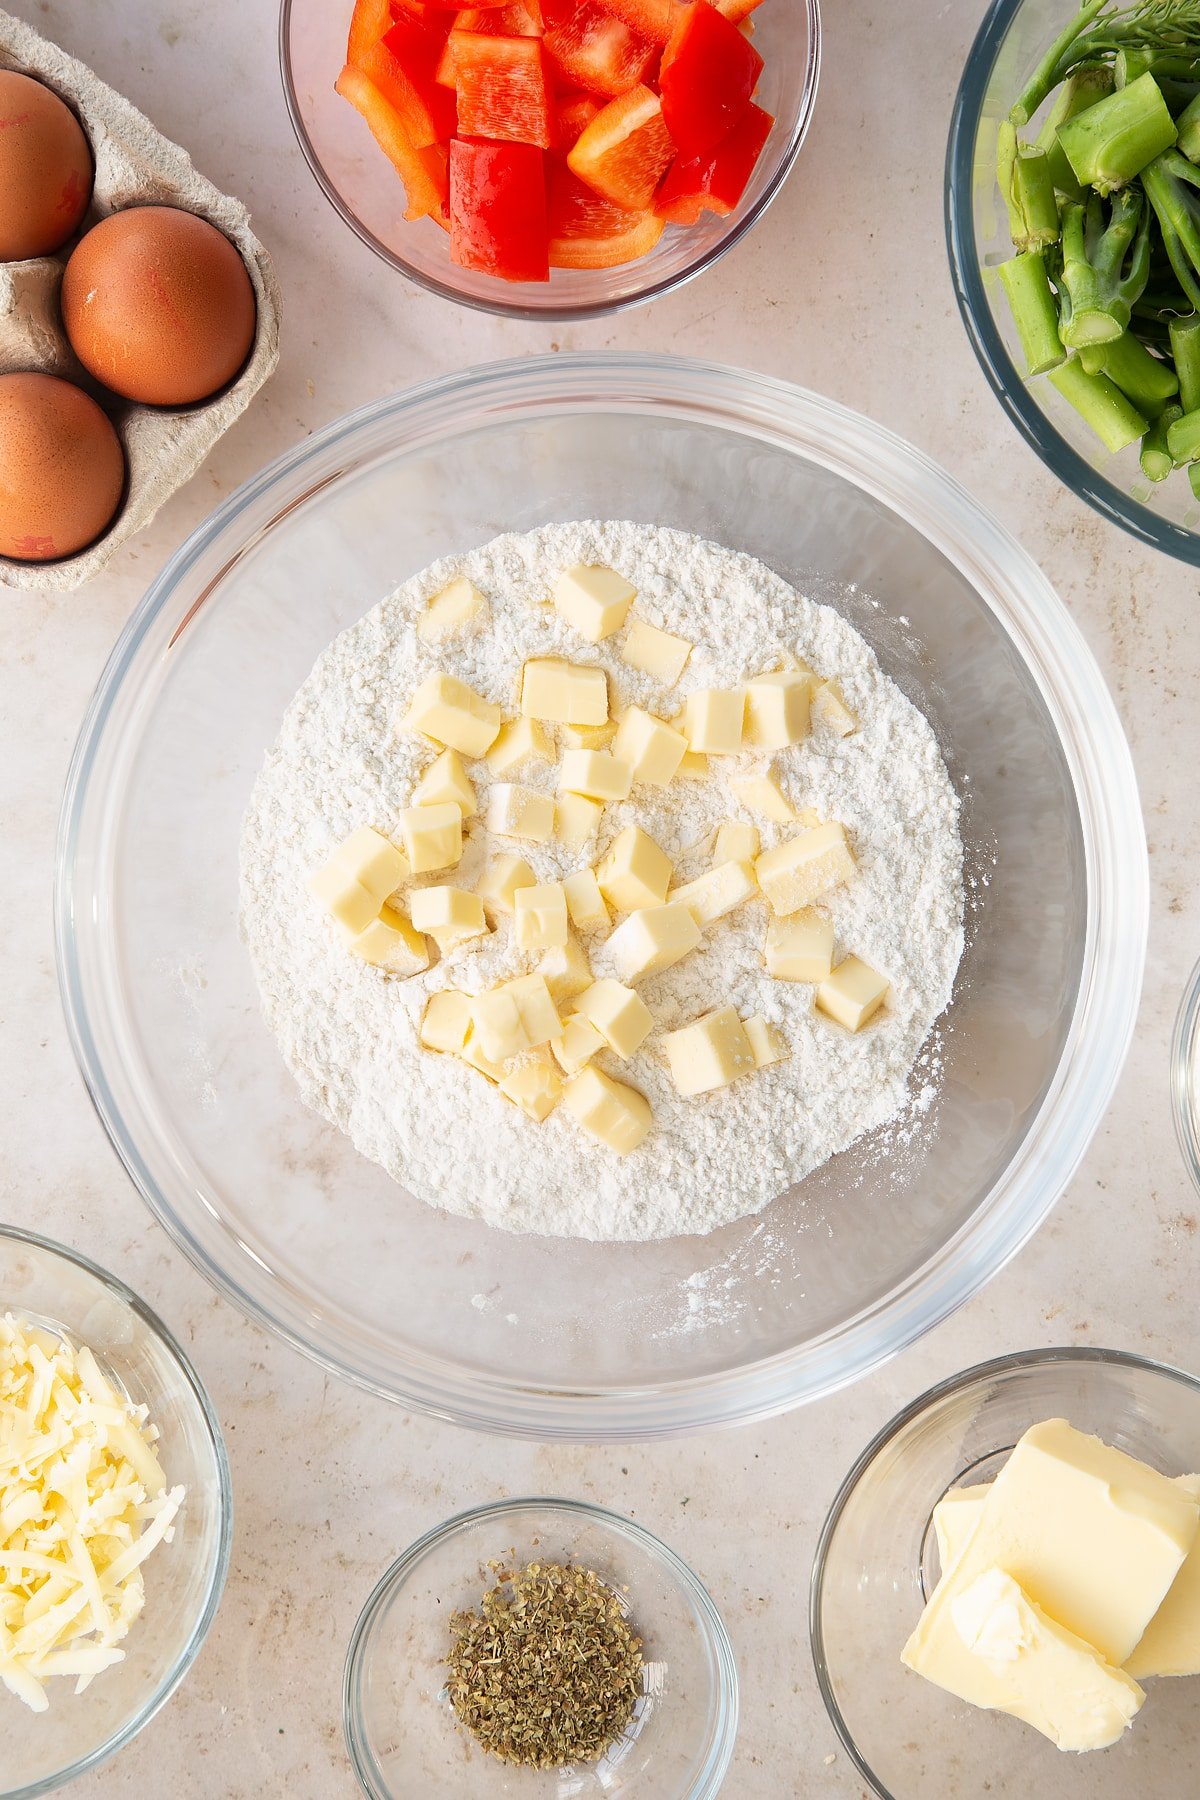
xmin=56 ymin=354 xmax=1147 ymax=1439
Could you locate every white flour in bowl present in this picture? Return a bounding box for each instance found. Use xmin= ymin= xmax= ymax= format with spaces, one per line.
xmin=239 ymin=522 xmax=964 ymax=1242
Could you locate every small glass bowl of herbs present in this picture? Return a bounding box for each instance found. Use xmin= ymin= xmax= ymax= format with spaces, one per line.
xmin=342 ymin=1497 xmax=737 ymax=1799
xmin=948 ymin=0 xmax=1200 ymax=562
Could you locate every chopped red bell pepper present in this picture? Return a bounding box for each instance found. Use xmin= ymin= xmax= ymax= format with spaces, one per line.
xmin=659 ymin=0 xmax=762 ymax=154
xmin=593 ymin=0 xmax=682 ymax=44
xmin=654 ymin=97 xmax=771 ymax=221
xmin=567 ymin=84 xmax=675 ymax=210
xmin=541 ymin=0 xmax=656 ymax=97
xmin=449 ymin=139 xmax=549 ymax=281
xmin=436 ymin=7 xmax=542 ymax=86
xmin=547 ymin=165 xmax=664 ymax=265
xmin=714 ymin=0 xmax=763 ymax=18
xmin=555 ymin=89 xmax=603 ymax=148
xmin=354 ymin=17 xmax=455 ymax=147
xmin=335 ymin=63 xmax=449 ymax=219
xmin=347 ymin=0 xmax=392 ymax=63
xmin=452 ymin=33 xmax=553 ymax=146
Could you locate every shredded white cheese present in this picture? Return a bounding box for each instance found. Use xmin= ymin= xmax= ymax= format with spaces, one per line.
xmin=0 ymin=1314 xmax=184 ymax=1712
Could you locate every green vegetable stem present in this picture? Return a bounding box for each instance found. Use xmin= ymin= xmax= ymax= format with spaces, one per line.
xmin=1177 ymin=91 xmax=1200 ymax=159
xmin=1048 ymin=358 xmax=1150 ymax=451
xmin=1057 ymin=190 xmax=1152 ymax=346
xmin=1037 ymin=65 xmax=1116 ymax=198
xmin=1166 ymin=403 xmax=1200 ymax=458
xmin=1057 ymin=71 xmax=1177 ymax=191
xmin=1097 ymin=328 xmax=1180 ymax=409
xmin=999 ymin=251 xmax=1068 ymax=375
xmin=1169 ymin=311 xmax=1200 ymax=405
xmin=1141 ymin=147 xmax=1200 ymax=306
xmin=1140 ymin=401 xmax=1183 ymax=478
xmin=998 ymin=126 xmax=1063 ymax=249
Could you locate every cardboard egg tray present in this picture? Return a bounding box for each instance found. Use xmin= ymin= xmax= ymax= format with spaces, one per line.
xmin=0 ymin=8 xmax=281 ymax=591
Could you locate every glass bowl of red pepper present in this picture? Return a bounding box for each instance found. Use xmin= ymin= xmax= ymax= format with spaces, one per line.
xmin=280 ymin=0 xmax=820 ymax=317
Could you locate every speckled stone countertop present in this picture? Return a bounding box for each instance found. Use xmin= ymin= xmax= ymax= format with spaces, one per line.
xmin=3 ymin=1 xmax=1198 ymax=1794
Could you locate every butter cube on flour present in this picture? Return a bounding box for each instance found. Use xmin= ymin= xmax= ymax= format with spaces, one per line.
xmin=553 ymin=564 xmax=636 ymax=643
xmin=409 ymin=886 xmax=488 ymax=949
xmin=562 ymin=1066 xmax=652 ymax=1154
xmin=816 ymin=956 xmax=888 ymax=1031
xmin=555 ymin=793 xmax=605 ymax=850
xmin=812 ymin=678 xmax=858 ymax=737
xmin=575 ymin=978 xmax=653 ymax=1059
xmin=596 ymin=826 xmax=672 ymax=912
xmin=398 ymin=804 xmax=463 ymax=876
xmin=756 ymin=821 xmax=856 ymax=915
xmin=560 ymin=719 xmax=617 ymax=751
xmin=420 ymin=989 xmax=474 ymax=1053
xmin=404 ymin=670 xmax=501 ymax=757
xmin=663 ymin=1006 xmax=756 ymax=1096
xmin=715 ymin=821 xmax=759 ymax=864
xmin=521 ymin=658 xmax=609 ymax=726
xmin=539 ymin=935 xmax=593 ymax=1004
xmin=344 ymin=905 xmax=429 ymax=975
xmin=620 ymin=617 xmax=692 ymax=685
xmin=477 ymin=854 xmax=536 ymax=916
xmin=500 ymin=1062 xmax=563 ymax=1122
xmin=606 ymin=902 xmax=701 ymax=984
xmin=563 ymin=869 xmax=609 ymax=932
xmin=412 ymin=748 xmax=476 ymax=817
xmin=764 ymin=909 xmax=834 ymax=982
xmin=470 ymin=988 xmax=530 ymax=1063
xmin=487 ymin=783 xmax=555 ymax=844
xmin=743 ymin=670 xmax=812 ymax=749
xmin=551 ymin=1014 xmax=605 ymax=1076
xmin=730 ymin=771 xmax=795 ymax=824
xmin=682 ymin=688 xmax=745 ymax=755
xmin=514 ymin=882 xmax=568 ymax=952
xmin=559 ymin=749 xmax=632 ymax=803
xmin=744 ymin=1015 xmax=788 ymax=1068
xmin=505 ymin=973 xmax=562 ymax=1047
xmin=307 ymin=825 xmax=408 ymax=934
xmin=612 ymin=706 xmax=688 ymax=788
xmin=486 ymin=716 xmax=553 ymax=778
xmin=670 ymin=860 xmax=758 ymax=928
xmin=417 ymin=577 xmax=485 ymax=644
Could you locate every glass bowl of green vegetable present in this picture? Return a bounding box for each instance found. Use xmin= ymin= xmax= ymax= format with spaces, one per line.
xmin=948 ymin=0 xmax=1200 ymax=562
xmin=343 ymin=1497 xmax=737 ymax=1798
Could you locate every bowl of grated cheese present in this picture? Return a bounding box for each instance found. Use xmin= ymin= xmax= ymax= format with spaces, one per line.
xmin=0 ymin=1227 xmax=230 ymax=1796
xmin=55 ymin=353 xmax=1147 ymax=1439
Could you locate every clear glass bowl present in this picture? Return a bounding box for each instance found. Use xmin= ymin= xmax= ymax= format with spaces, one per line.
xmin=343 ymin=1497 xmax=737 ymax=1799
xmin=278 ymin=0 xmax=820 ymax=320
xmin=1171 ymin=954 xmax=1200 ymax=1199
xmin=946 ymin=0 xmax=1200 ymax=564
xmin=811 ymin=1348 xmax=1200 ymax=1798
xmin=0 ymin=1227 xmax=231 ymax=1799
xmin=55 ymin=352 xmax=1147 ymax=1439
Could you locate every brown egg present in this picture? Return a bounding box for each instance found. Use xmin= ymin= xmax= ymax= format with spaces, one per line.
xmin=61 ymin=205 xmax=257 ymax=406
xmin=0 ymin=70 xmax=93 ymax=261
xmin=0 ymin=373 xmax=125 ymax=562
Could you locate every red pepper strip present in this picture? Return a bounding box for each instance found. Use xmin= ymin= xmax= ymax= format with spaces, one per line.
xmin=347 ymin=0 xmax=391 ymax=64
xmin=592 ymin=0 xmax=682 ymax=45
xmin=541 ymin=0 xmax=655 ymax=98
xmin=449 ymin=139 xmax=549 ymax=281
xmin=555 ymin=89 xmax=603 ymax=149
xmin=547 ymin=165 xmax=664 ymax=266
xmin=654 ymin=98 xmax=771 ymax=222
xmin=455 ymin=3 xmax=542 ymax=27
xmin=659 ymin=0 xmax=762 ymax=154
xmin=354 ymin=18 xmax=455 ymax=147
xmin=567 ymin=84 xmax=675 ymax=211
xmin=452 ymin=33 xmax=554 ymax=147
xmin=714 ymin=0 xmax=763 ymax=18
xmin=335 ymin=63 xmax=449 ymax=219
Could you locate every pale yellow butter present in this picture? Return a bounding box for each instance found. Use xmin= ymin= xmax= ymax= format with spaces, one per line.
xmin=505 ymin=973 xmax=562 ymax=1048
xmin=558 ymin=749 xmax=632 ymax=802
xmin=486 ymin=716 xmax=553 ymax=778
xmin=521 ymin=657 xmax=609 ymax=726
xmin=417 ymin=577 xmax=486 ymax=644
xmin=816 ymin=955 xmax=888 ymax=1031
xmin=538 ymin=935 xmax=593 ymax=1005
xmin=812 ymin=677 xmax=858 ymax=736
xmin=682 ymin=687 xmax=745 ymax=755
xmin=460 ymin=1032 xmax=506 ymax=1083
xmin=612 ymin=707 xmax=688 ymax=788
xmin=410 ymin=887 xmax=488 ymax=949
xmin=756 ymin=821 xmax=856 ymax=914
xmin=398 ymin=803 xmax=463 ymax=876
xmin=487 ymin=783 xmax=556 ymax=844
xmin=563 ymin=869 xmax=609 ymax=932
xmin=307 ymin=824 xmax=409 ymax=935
xmin=715 ymin=821 xmax=759 ymax=864
xmin=562 ymin=1066 xmax=652 ymax=1153
xmin=743 ymin=669 xmax=812 ymax=749
xmin=620 ymin=617 xmax=692 ymax=684
xmin=596 ymin=826 xmax=673 ymax=912
xmin=676 ymin=748 xmax=710 ymax=780
xmin=412 ymin=748 xmax=476 ymax=817
xmin=554 ymin=792 xmax=605 ymax=850
xmin=404 ymin=670 xmax=502 ymax=757
xmin=744 ymin=1014 xmax=788 ymax=1068
xmin=477 ymin=854 xmax=536 ymax=916
xmin=344 ymin=905 xmax=429 ymax=974
xmin=551 ymin=1014 xmax=606 ymax=1076
xmin=514 ymin=882 xmax=568 ymax=952
xmin=730 ymin=770 xmax=795 ymax=824
xmin=499 ymin=1061 xmax=563 ymax=1122
xmin=669 ymin=860 xmax=758 ymax=928
xmin=764 ymin=909 xmax=834 ymax=982
xmin=470 ymin=988 xmax=530 ymax=1063
xmin=606 ymin=902 xmax=701 ymax=984
xmin=560 ymin=719 xmax=617 ymax=751
xmin=553 ymin=563 xmax=636 ymax=643
xmin=419 ymin=989 xmax=474 ymax=1053
xmin=663 ymin=1006 xmax=756 ymax=1097
xmin=575 ymin=978 xmax=653 ymax=1060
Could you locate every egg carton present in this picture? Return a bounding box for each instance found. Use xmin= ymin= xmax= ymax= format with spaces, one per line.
xmin=0 ymin=9 xmax=281 ymax=591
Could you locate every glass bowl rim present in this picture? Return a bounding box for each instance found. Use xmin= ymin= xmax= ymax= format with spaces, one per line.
xmin=342 ymin=1493 xmax=739 ymax=1800
xmin=944 ymin=0 xmax=1200 ymax=568
xmin=276 ymin=0 xmax=823 ymax=323
xmin=54 ymin=349 xmax=1148 ymax=1439
xmin=808 ymin=1344 xmax=1200 ymax=1800
xmin=1171 ymin=954 xmax=1200 ymax=1200
xmin=0 ymin=1223 xmax=233 ymax=1800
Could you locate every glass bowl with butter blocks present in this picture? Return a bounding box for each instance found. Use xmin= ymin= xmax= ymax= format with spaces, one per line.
xmin=811 ymin=1348 xmax=1200 ymax=1798
xmin=56 ymin=352 xmax=1146 ymax=1439
xmin=343 ymin=1497 xmax=737 ymax=1799
xmin=0 ymin=1227 xmax=231 ymax=1798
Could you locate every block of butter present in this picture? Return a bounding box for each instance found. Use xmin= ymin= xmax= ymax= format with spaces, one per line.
xmin=903 ymin=1419 xmax=1200 ymax=1714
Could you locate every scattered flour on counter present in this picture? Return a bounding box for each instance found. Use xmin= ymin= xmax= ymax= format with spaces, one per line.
xmin=239 ymin=521 xmax=965 ymax=1243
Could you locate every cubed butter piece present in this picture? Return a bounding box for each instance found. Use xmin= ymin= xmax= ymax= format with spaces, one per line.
xmin=550 ymin=1014 xmax=606 ymax=1076
xmin=539 ymin=935 xmax=593 ymax=1004
xmin=676 ymin=748 xmax=709 ymax=780
xmin=416 ymin=577 xmax=486 ymax=643
xmin=596 ymin=826 xmax=673 ymax=912
xmin=715 ymin=821 xmax=759 ymax=864
xmin=816 ymin=955 xmax=888 ymax=1031
xmin=756 ymin=821 xmax=856 ymax=915
xmin=499 ymin=1061 xmax=563 ymax=1122
xmin=514 ymin=882 xmax=568 ymax=952
xmin=487 ymin=783 xmax=556 ymax=844
xmin=606 ymin=902 xmax=701 ymax=984
xmin=553 ymin=563 xmax=636 ymax=643
xmin=812 ymin=677 xmax=858 ymax=736
xmin=409 ymin=886 xmax=489 ymax=949
xmin=521 ymin=657 xmax=609 ymax=726
xmin=563 ymin=868 xmax=609 ymax=932
xmin=1125 ymin=1474 xmax=1200 ymax=1678
xmin=470 ymin=988 xmax=530 ymax=1063
xmin=404 ymin=670 xmax=501 ymax=757
xmin=744 ymin=1014 xmax=788 ymax=1068
xmin=344 ymin=905 xmax=429 ymax=975
xmin=562 ymin=1066 xmax=652 ymax=1154
xmin=504 ymin=973 xmax=562 ymax=1047
xmin=730 ymin=771 xmax=795 ymax=824
xmin=486 ymin=716 xmax=553 ymax=778
xmin=419 ymin=989 xmax=474 ymax=1053
xmin=743 ymin=669 xmax=812 ymax=749
xmin=663 ymin=1006 xmax=756 ymax=1096
xmin=575 ymin=978 xmax=653 ymax=1060
xmin=412 ymin=748 xmax=476 ymax=817
xmin=764 ymin=909 xmax=835 ymax=982
xmin=669 ymin=860 xmax=758 ymax=928
xmin=560 ymin=719 xmax=617 ymax=750
xmin=558 ymin=749 xmax=632 ymax=802
xmin=612 ymin=706 xmax=688 ymax=788
xmin=398 ymin=804 xmax=463 ymax=877
xmin=620 ymin=617 xmax=692 ymax=685
xmin=460 ymin=1033 xmax=506 ymax=1084
xmin=555 ymin=792 xmax=605 ymax=850
xmin=307 ymin=825 xmax=409 ymax=933
xmin=682 ymin=687 xmax=745 ymax=754
xmin=477 ymin=854 xmax=536 ymax=916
